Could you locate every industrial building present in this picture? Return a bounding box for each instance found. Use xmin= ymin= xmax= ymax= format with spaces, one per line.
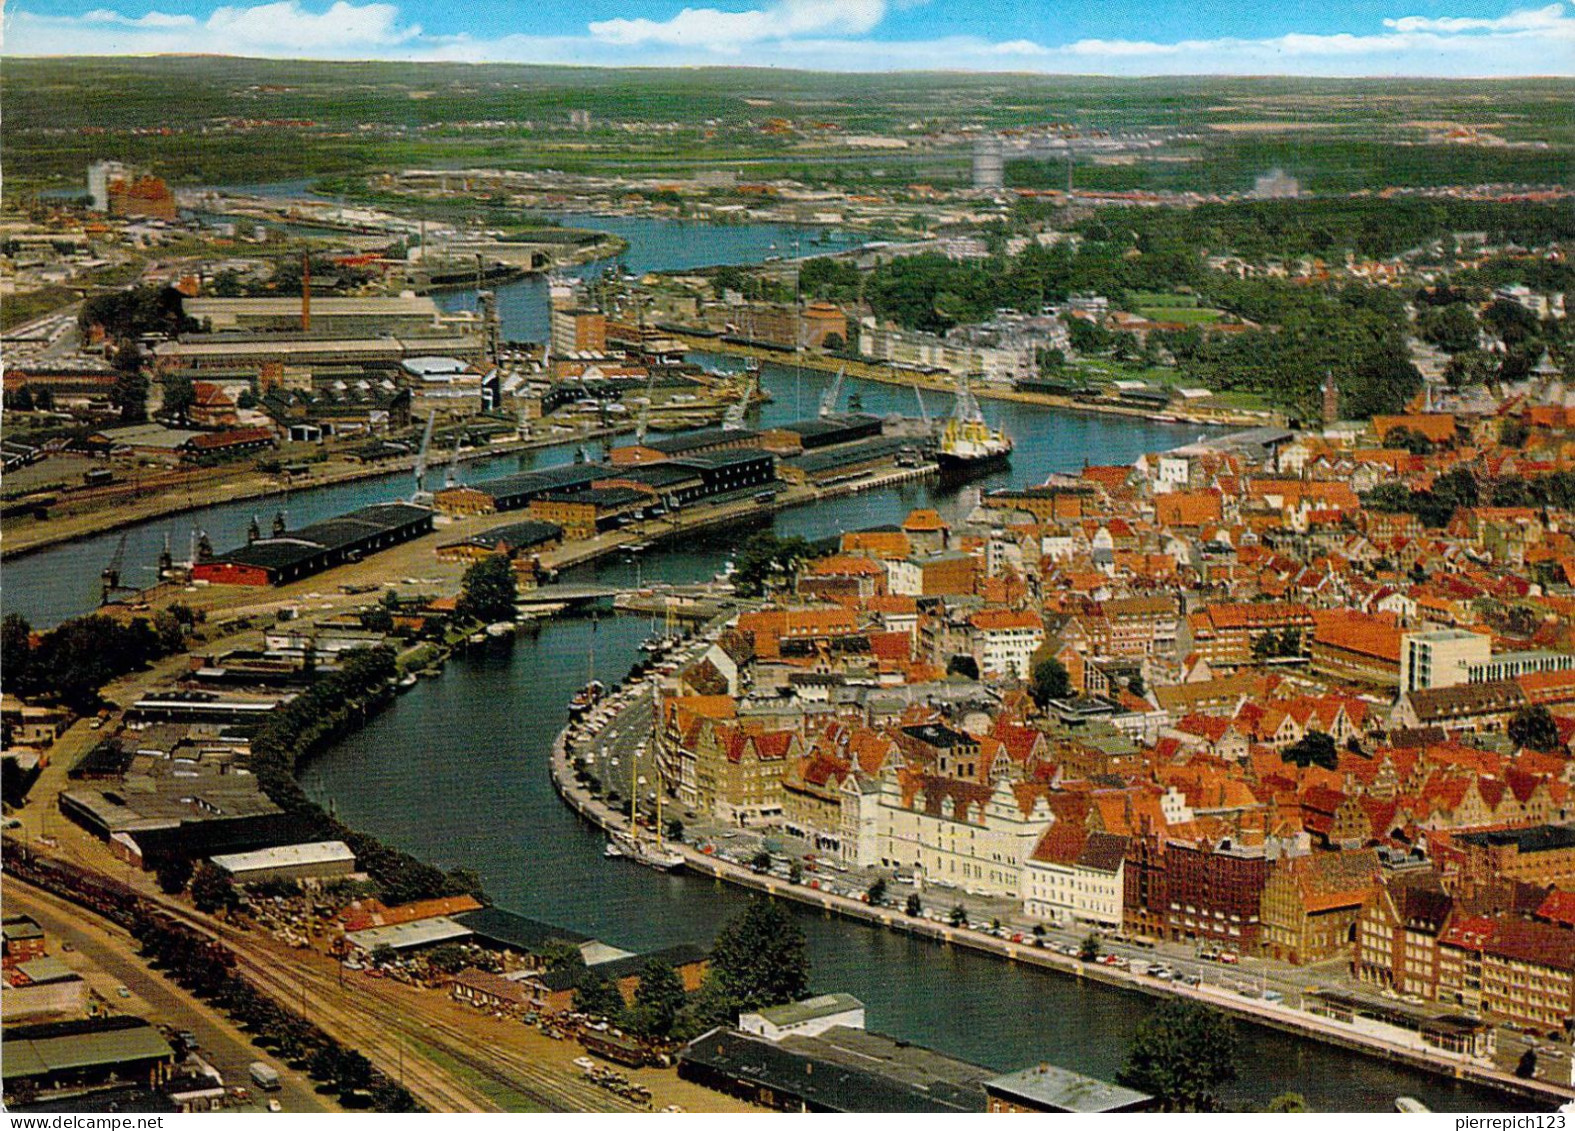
xmin=610 ymin=427 xmax=762 ymax=466
xmin=192 ymin=501 xmax=433 ymax=586
xmin=678 ymin=1023 xmax=994 ymax=1113
xmin=982 ymin=1064 xmax=1154 ymax=1113
xmin=759 ymin=413 xmax=885 ymax=455
xmin=1 ymin=1017 xmax=176 ymax=1093
xmin=182 ymin=296 xmax=455 ymax=336
xmin=209 ymin=840 xmax=357 ymax=884
xmin=152 ymin=332 xmax=484 ymax=374
xmin=435 ymin=520 xmax=565 ymax=563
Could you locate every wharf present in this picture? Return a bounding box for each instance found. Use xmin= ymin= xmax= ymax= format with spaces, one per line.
xmin=676 ymin=335 xmax=1279 ymax=430
xmin=547 ymin=714 xmax=1572 ymax=1110
xmin=1 ymin=424 xmax=635 ymax=563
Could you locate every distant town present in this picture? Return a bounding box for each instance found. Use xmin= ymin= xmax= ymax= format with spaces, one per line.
xmin=2 ymin=58 xmax=1574 ymax=1117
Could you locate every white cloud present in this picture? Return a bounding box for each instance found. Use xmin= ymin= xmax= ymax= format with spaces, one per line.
xmin=10 ymin=0 xmax=420 ymax=56
xmin=1384 ymin=3 xmax=1566 ymax=32
xmin=588 ymin=0 xmax=886 ymax=50
xmin=5 ymin=0 xmax=1573 ymax=75
xmin=81 ymin=8 xmax=197 ymax=26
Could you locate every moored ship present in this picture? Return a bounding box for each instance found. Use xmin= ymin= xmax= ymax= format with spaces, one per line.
xmin=936 ymin=375 xmax=1013 ymax=472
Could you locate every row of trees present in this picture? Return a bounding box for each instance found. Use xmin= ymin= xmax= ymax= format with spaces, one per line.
xmin=2 ymin=609 xmax=188 ymax=712
xmin=130 ymin=910 xmax=418 ymax=1110
xmin=242 ymin=645 xmax=487 ymax=906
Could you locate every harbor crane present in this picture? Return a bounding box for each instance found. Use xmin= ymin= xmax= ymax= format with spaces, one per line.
xmin=818 ymin=365 xmax=846 ymax=419
xmin=443 ymin=432 xmax=463 ymax=491
xmin=721 ymin=361 xmax=756 ymax=431
xmin=410 ymin=410 xmax=437 ymax=503
xmin=634 ymin=367 xmax=657 ymax=445
xmin=99 ymin=533 xmax=140 ymax=605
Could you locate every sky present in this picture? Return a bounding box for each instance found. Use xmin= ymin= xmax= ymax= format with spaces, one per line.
xmin=5 ymin=0 xmax=1575 ymax=75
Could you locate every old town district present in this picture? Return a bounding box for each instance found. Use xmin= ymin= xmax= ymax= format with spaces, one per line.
xmin=652 ymin=413 xmax=1575 ymax=1042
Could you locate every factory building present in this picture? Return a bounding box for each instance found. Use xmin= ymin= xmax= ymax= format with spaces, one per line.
xmin=609 ymin=427 xmax=762 ymax=466
xmin=191 ymin=502 xmax=433 ymax=586
xmin=209 ymin=840 xmax=358 ymax=885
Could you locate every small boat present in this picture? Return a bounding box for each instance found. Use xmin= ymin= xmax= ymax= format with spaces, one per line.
xmin=603 ymin=841 xmax=625 ymax=859
xmin=485 ymin=621 xmax=515 ymax=638
xmin=568 ymin=679 xmax=606 ymax=718
xmin=1394 ymin=1097 xmax=1430 ymax=1114
xmin=396 ymin=674 xmax=418 ymax=691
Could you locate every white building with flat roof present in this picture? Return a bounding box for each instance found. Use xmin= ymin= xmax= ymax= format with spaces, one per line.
xmin=1400 ymin=629 xmax=1491 ymax=693
xmin=739 ymin=993 xmax=866 ymax=1041
xmin=210 ymin=840 xmax=356 ymax=884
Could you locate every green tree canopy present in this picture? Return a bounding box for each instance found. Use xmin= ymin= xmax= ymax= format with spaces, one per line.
xmin=632 ymin=958 xmax=688 ymax=1037
xmin=1508 ymin=704 xmax=1562 ymax=753
xmin=1119 ymin=1000 xmax=1240 ymax=1111
xmin=708 ymin=898 xmax=809 ymax=1015
xmin=1029 ymin=654 xmax=1071 ymax=708
xmin=456 ymin=553 xmax=517 ymax=623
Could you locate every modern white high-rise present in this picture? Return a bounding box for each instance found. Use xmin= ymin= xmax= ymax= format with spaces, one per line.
xmin=1399 ymin=629 xmax=1491 ymax=693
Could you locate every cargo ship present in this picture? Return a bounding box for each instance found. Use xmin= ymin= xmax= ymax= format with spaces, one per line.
xmin=936 ymin=376 xmax=1013 ymax=473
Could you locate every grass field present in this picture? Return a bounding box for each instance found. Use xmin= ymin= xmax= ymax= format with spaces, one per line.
xmin=3 ymin=58 xmax=1570 ymax=201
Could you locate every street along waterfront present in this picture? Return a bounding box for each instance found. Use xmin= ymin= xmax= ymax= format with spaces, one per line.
xmin=298 ymin=613 xmax=1526 ymax=1114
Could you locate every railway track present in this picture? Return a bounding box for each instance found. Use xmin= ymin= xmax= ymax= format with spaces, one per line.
xmin=161 ymin=903 xmax=636 ymax=1113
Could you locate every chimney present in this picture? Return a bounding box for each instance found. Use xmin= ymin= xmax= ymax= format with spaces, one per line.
xmin=301 ymin=253 xmax=312 ymax=332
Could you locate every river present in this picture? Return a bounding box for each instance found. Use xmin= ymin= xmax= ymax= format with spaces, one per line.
xmin=299 ymin=614 xmax=1519 ymax=1113
xmin=5 ymin=201 xmax=1526 ymax=1109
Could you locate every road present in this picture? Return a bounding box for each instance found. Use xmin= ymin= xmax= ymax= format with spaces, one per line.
xmin=562 ymin=639 xmax=1575 ymax=1104
xmin=4 ymin=882 xmax=334 ymax=1113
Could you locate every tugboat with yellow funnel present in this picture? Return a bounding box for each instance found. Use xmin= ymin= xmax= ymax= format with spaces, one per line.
xmin=936 ymin=373 xmax=1013 ymax=473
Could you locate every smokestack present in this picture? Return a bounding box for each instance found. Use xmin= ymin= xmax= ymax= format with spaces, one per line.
xmin=301 ymin=253 xmax=312 ymax=332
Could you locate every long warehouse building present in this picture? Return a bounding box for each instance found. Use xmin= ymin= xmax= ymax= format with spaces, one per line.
xmin=192 ymin=501 xmax=434 ymax=586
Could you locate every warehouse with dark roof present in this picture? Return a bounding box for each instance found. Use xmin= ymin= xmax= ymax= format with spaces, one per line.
xmin=191 ymin=502 xmax=433 ymax=586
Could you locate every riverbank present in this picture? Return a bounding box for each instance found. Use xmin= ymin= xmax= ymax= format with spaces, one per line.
xmin=547 ymin=710 xmax=1569 ymax=1110
xmin=0 ymin=424 xmax=633 ymax=563
xmin=679 ymin=336 xmax=1282 ymax=430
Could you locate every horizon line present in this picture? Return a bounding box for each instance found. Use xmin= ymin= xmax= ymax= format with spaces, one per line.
xmin=5 ymin=52 xmax=1574 ymax=81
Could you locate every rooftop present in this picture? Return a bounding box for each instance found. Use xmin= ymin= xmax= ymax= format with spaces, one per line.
xmin=984 ymin=1063 xmax=1153 ymax=1113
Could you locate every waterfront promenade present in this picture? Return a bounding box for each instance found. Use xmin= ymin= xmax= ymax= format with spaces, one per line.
xmin=547 ymin=688 xmax=1573 ymax=1110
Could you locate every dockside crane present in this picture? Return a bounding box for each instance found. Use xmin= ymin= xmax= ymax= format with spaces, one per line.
xmin=410 ymin=410 xmax=437 ymax=503
xmin=818 ymin=365 xmax=846 ymax=419
xmin=721 ymin=363 xmax=756 ymax=431
xmin=99 ymin=533 xmax=140 ymax=605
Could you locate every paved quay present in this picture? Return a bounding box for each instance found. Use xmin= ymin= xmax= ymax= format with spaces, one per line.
xmin=547 ymin=646 xmax=1575 ymax=1111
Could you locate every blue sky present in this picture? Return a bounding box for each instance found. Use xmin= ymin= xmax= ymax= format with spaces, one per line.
xmin=7 ymin=0 xmax=1574 ymax=74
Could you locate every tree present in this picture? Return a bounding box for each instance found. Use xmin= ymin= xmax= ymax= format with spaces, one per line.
xmin=1119 ymin=999 xmax=1240 ymax=1111
xmin=949 ymin=904 xmax=967 ymax=927
xmin=866 ymin=878 xmax=887 ymax=906
xmin=946 ymin=654 xmax=980 ymax=680
xmin=904 ymin=893 xmax=922 ymax=917
xmin=455 ymin=553 xmax=517 ymax=623
xmin=189 ymin=862 xmax=237 ymax=914
xmin=632 ymin=958 xmax=687 ymax=1038
xmin=1516 ymin=1049 xmax=1538 ymax=1079
xmin=2 ymin=614 xmax=32 ymax=691
xmin=161 ymin=373 xmax=196 ymax=425
xmin=708 ymin=899 xmax=809 ymax=1013
xmin=750 ymin=850 xmax=772 ymax=873
xmin=424 ymin=944 xmax=470 ymax=975
xmin=1508 ymin=704 xmax=1562 ymax=753
xmin=574 ymin=969 xmax=627 ymax=1020
xmin=111 ymin=366 xmax=149 ymax=422
xmin=1265 ymin=1092 xmax=1312 ymax=1112
xmin=1029 ymin=654 xmax=1071 ymax=708
xmin=156 ymin=855 xmax=194 ymax=895
xmin=1079 ymin=934 xmax=1101 ymax=962
xmin=1284 ymin=730 xmax=1338 ymax=770
xmin=369 ymin=944 xmax=397 ymax=968
xmin=821 ymin=332 xmax=845 ymax=353
xmin=665 ymin=818 xmax=685 ymax=843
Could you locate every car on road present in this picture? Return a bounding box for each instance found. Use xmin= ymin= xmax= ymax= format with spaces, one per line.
xmin=116 ymin=985 xmax=131 ymax=998
xmin=267 ymin=1100 xmax=282 ymax=1113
